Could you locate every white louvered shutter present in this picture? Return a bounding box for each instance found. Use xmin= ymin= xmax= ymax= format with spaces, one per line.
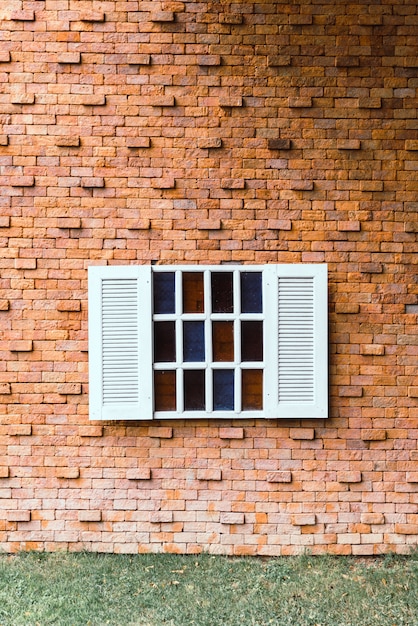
xmin=88 ymin=266 xmax=153 ymax=420
xmin=264 ymin=264 xmax=328 ymax=418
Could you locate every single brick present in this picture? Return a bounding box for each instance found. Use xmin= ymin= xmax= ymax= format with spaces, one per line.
xmin=9 ymin=424 xmax=32 ymax=436
xmin=405 ymin=140 xmax=418 ymax=151
xmin=290 ymin=428 xmax=315 ymax=440
xmin=197 ymin=469 xmax=222 ymax=481
xmin=360 ymin=263 xmax=383 ymax=274
xmin=221 ymin=178 xmax=245 ymax=189
xmin=338 ymin=221 xmax=361 ymax=232
xmin=219 ymin=427 xmax=244 ymax=439
xmin=339 ymin=386 xmax=363 ymax=397
xmin=406 ymin=472 xmax=418 ymax=483
xmin=0 ymin=383 xmax=11 ymax=394
xmin=56 ymin=467 xmax=80 ymax=479
xmin=405 ymin=223 xmax=418 ymax=233
xmin=10 ymin=10 xmax=35 ymax=21
xmin=290 ymin=181 xmax=314 ymax=191
xmin=361 ymin=429 xmax=387 ymax=441
xmin=291 ymin=514 xmax=316 ymax=526
xmin=268 ymin=139 xmax=292 ymax=150
xmin=337 ymin=140 xmax=361 ymax=150
xmin=268 ymin=56 xmax=291 ymax=67
xmin=82 ymin=95 xmax=106 ymax=106
xmin=57 ymin=383 xmax=82 ymax=395
xmin=127 ymin=54 xmax=151 ymax=65
xmin=219 ymin=14 xmax=243 ymax=24
xmin=0 ymin=52 xmax=11 ymax=63
xmin=408 ymin=387 xmax=418 ymax=398
xmin=197 ymin=138 xmax=222 ymax=149
xmin=335 ymin=56 xmax=360 ymax=67
xmin=0 ymin=300 xmax=10 ymax=310
xmin=7 ymin=511 xmax=31 ymax=522
xmin=151 ymin=11 xmax=175 ymax=22
xmin=0 ymin=135 xmax=9 ymax=146
xmin=0 ymin=467 xmax=9 ymax=478
xmin=81 ymin=178 xmax=105 ymax=188
xmin=338 ymin=471 xmax=362 ymax=483
xmin=220 ymin=512 xmax=245 ymax=525
xmin=150 ymin=511 xmax=173 ymax=523
xmin=126 ymin=137 xmax=151 ymax=148
xmin=153 ymin=177 xmax=175 ymax=189
xmin=197 ymin=55 xmax=221 ymax=66
xmin=55 ymin=136 xmax=81 ymax=147
xmin=79 ymin=425 xmax=103 ymax=437
xmin=198 ymin=219 xmax=221 ymax=230
xmin=57 ymin=52 xmax=81 ymax=64
xmin=126 ymin=219 xmax=151 ymax=230
xmin=268 ymin=219 xmax=292 ymax=231
xmin=395 ymin=524 xmax=418 ymax=535
xmin=57 ymin=300 xmax=81 ymax=312
xmin=15 ymin=258 xmax=37 ymax=269
xmin=149 ymin=427 xmax=173 ymax=439
xmin=288 ymin=97 xmax=312 ymax=108
xmin=10 ymin=176 xmax=35 ymax=187
xmin=9 ymin=341 xmax=33 ymax=352
xmin=11 ymin=94 xmax=35 ymax=105
xmin=79 ymin=11 xmax=105 ymax=22
xmin=358 ymin=97 xmax=381 ymax=108
xmin=219 ymin=96 xmax=243 ymax=108
xmin=335 ymin=303 xmax=360 ymax=314
xmin=57 ymin=217 xmax=82 ymax=229
xmin=361 ymin=513 xmax=385 ymax=525
xmin=0 ymin=217 xmax=11 ymax=227
xmin=79 ymin=510 xmax=102 ymax=522
xmin=360 ymin=344 xmax=385 ymax=356
xmin=360 ymin=181 xmax=383 ymax=192
xmin=126 ymin=468 xmax=152 ymax=480
xmin=266 ymin=471 xmax=292 ymax=483
xmin=151 ymin=96 xmax=175 ymax=107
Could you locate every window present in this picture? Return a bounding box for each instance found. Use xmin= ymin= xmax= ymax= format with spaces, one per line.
xmin=88 ymin=264 xmax=328 ymax=420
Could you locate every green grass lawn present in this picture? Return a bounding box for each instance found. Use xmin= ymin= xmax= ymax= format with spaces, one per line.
xmin=0 ymin=551 xmax=417 ymax=625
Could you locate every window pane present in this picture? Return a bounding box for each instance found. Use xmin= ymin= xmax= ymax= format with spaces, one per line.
xmin=213 ymin=369 xmax=234 ymax=410
xmin=183 ymin=272 xmax=204 ymax=313
xmin=184 ymin=370 xmax=205 ymax=410
xmin=183 ymin=321 xmax=205 ymax=362
xmin=212 ymin=321 xmax=234 ymax=362
xmin=154 ymin=321 xmax=176 ymax=362
xmin=153 ymin=272 xmax=175 ymax=314
xmin=154 ymin=370 xmax=176 ymax=411
xmin=241 ymin=321 xmax=263 ymax=362
xmin=241 ymin=272 xmax=262 ymax=313
xmin=211 ymin=272 xmax=233 ymax=313
xmin=242 ymin=370 xmax=263 ymax=410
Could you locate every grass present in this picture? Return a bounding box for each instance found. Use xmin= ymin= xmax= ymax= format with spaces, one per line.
xmin=0 ymin=551 xmax=417 ymax=626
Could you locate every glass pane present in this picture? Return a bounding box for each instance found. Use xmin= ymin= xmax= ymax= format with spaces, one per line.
xmin=212 ymin=321 xmax=234 ymax=362
xmin=211 ymin=272 xmax=233 ymax=313
xmin=183 ymin=321 xmax=205 ymax=362
xmin=184 ymin=370 xmax=205 ymax=411
xmin=154 ymin=321 xmax=176 ymax=362
xmin=213 ymin=369 xmax=234 ymax=411
xmin=242 ymin=370 xmax=263 ymax=410
xmin=153 ymin=272 xmax=175 ymax=314
xmin=183 ymin=272 xmax=204 ymax=314
xmin=154 ymin=370 xmax=176 ymax=411
xmin=241 ymin=321 xmax=263 ymax=362
xmin=241 ymin=272 xmax=262 ymax=313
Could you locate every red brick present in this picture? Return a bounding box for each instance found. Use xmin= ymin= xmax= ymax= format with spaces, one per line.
xmin=266 ymin=471 xmax=292 ymax=483
xmin=219 ymin=428 xmax=244 ymax=440
xmin=126 ymin=468 xmax=152 ymax=480
xmin=7 ymin=511 xmax=31 ymax=522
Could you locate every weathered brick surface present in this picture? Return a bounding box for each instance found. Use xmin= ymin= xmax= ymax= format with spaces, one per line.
xmin=0 ymin=0 xmax=417 ymax=556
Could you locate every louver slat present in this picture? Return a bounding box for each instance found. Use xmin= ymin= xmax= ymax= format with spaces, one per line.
xmin=102 ymin=279 xmax=139 ymax=404
xmin=277 ymin=278 xmax=315 ymax=403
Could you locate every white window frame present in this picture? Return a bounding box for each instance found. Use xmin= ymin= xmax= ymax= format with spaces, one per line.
xmin=88 ymin=264 xmax=328 ymax=421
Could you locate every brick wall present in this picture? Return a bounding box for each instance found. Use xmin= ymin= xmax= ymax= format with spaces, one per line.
xmin=0 ymin=0 xmax=417 ymax=555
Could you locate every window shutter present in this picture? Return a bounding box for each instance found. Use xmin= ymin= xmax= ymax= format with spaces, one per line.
xmin=264 ymin=264 xmax=328 ymax=419
xmin=88 ymin=266 xmax=152 ymax=420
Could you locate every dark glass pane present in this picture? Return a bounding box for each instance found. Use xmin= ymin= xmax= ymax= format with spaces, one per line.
xmin=183 ymin=321 xmax=205 ymax=362
xmin=183 ymin=272 xmax=204 ymax=314
xmin=213 ymin=369 xmax=234 ymax=411
xmin=212 ymin=321 xmax=234 ymax=362
xmin=154 ymin=321 xmax=176 ymax=362
xmin=241 ymin=321 xmax=263 ymax=362
xmin=154 ymin=370 xmax=176 ymax=411
xmin=211 ymin=272 xmax=233 ymax=313
xmin=242 ymin=370 xmax=263 ymax=410
xmin=184 ymin=370 xmax=205 ymax=411
xmin=241 ymin=272 xmax=262 ymax=313
xmin=153 ymin=272 xmax=175 ymax=314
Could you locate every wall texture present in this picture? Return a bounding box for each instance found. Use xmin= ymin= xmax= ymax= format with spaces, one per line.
xmin=0 ymin=0 xmax=417 ymax=555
